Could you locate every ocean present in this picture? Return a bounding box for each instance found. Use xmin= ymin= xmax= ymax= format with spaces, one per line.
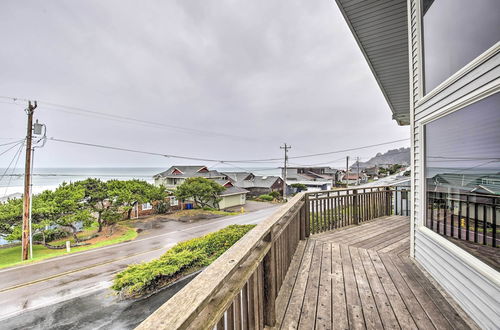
xmin=0 ymin=166 xmax=282 ymax=197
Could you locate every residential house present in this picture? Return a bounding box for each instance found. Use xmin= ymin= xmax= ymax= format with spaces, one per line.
xmin=222 ymin=172 xmax=255 ymax=184
xmin=285 ymin=166 xmax=341 ymax=182
xmin=363 ymin=166 xmax=379 ymax=180
xmin=340 ymin=171 xmax=368 ymax=185
xmin=284 ymin=166 xmax=341 ymax=191
xmin=153 ymin=165 xmax=226 ymax=189
xmin=243 ymin=176 xmax=284 ymax=197
xmin=153 ymin=166 xmax=247 ymax=210
xmin=212 ymin=179 xmax=248 ymax=210
xmin=222 ymin=171 xmax=284 ymax=197
xmin=334 ymin=0 xmax=500 ymax=327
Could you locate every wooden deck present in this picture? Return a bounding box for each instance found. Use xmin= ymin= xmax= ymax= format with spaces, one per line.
xmin=275 ymin=216 xmax=476 ymax=329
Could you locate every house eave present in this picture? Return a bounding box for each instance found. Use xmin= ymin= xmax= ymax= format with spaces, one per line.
xmin=335 ymin=0 xmax=411 ymax=126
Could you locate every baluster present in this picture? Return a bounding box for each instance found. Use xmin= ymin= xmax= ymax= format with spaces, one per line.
xmin=474 ymin=202 xmax=479 ymax=243
xmin=492 ymin=198 xmax=497 ymax=248
xmin=458 ymin=197 xmax=462 ymax=240
xmin=443 ymin=194 xmax=450 ymax=236
xmin=234 ymin=293 xmax=242 ymax=330
xmin=483 ymin=204 xmax=487 ymax=245
xmin=227 ymin=303 xmax=234 ymax=330
xmin=430 ymin=193 xmax=434 ymax=230
xmin=466 ymin=195 xmax=470 ymax=241
xmin=242 ymin=283 xmax=249 ymax=330
xmin=451 ymin=198 xmax=455 ymax=238
xmin=263 ymin=237 xmax=276 ymax=327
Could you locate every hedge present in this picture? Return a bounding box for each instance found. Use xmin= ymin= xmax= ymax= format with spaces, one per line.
xmin=258 ymin=194 xmax=274 ymax=201
xmin=112 ymin=224 xmax=255 ymax=298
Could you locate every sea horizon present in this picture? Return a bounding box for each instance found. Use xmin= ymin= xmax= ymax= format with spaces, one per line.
xmin=0 ymin=166 xmax=282 ymax=197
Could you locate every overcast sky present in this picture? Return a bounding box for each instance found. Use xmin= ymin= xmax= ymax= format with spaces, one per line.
xmin=0 ymin=0 xmax=409 ymax=170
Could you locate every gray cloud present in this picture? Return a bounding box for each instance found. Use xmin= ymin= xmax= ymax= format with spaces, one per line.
xmin=0 ymin=0 xmax=409 ymax=169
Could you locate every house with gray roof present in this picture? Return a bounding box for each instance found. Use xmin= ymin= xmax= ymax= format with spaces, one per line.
xmin=154 ymin=165 xmax=227 ymax=188
xmin=222 ymin=172 xmax=284 ymax=197
xmin=153 ymin=166 xmax=247 ymax=210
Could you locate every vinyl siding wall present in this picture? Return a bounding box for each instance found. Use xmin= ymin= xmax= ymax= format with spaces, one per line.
xmin=409 ymin=1 xmax=500 ymax=328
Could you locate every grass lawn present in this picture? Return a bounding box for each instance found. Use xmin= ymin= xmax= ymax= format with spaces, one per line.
xmin=0 ymin=225 xmax=137 ymax=270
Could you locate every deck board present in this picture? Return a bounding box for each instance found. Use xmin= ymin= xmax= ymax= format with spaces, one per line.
xmin=276 ymin=216 xmax=476 ymax=330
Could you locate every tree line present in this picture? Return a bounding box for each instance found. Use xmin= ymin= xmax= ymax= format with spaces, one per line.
xmin=0 ymin=178 xmax=167 ymax=247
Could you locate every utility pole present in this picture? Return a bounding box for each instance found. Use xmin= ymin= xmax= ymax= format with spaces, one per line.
xmin=280 ymin=143 xmax=291 ymax=200
xmin=22 ymin=101 xmax=36 ymax=261
xmin=356 ymin=156 xmax=360 ymax=186
xmin=345 ymin=156 xmax=350 ymax=189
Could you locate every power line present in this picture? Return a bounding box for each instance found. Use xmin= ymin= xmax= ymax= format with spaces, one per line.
xmin=0 ymin=139 xmax=25 ymax=148
xmin=47 ymin=136 xmax=410 ymax=165
xmin=2 ymin=141 xmax=24 ymax=197
xmin=287 ymin=138 xmax=409 ymax=160
xmin=289 ymin=156 xmax=346 ymax=167
xmin=0 ymin=140 xmax=25 ymax=158
xmin=0 ymin=141 xmax=24 ymax=184
xmin=0 ymin=96 xmax=253 ymax=141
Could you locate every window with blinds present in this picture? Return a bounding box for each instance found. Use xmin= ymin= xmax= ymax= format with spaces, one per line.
xmin=424 ymin=92 xmax=499 ymax=253
xmin=423 ymin=0 xmax=500 ymax=93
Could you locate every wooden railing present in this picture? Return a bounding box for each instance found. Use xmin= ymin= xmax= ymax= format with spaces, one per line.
xmin=136 ymin=186 xmax=408 ymax=329
xmin=137 ymin=192 xmax=308 ymax=330
xmin=306 ymin=186 xmax=409 ymax=235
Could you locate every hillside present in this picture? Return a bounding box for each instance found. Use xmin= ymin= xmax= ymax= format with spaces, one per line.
xmin=352 ymin=147 xmax=410 ymax=169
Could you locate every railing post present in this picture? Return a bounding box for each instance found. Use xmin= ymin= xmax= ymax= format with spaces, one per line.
xmin=385 ymin=187 xmax=390 ymax=216
xmin=353 ymin=189 xmax=359 ymax=225
xmin=263 ymin=233 xmax=276 ymax=327
xmin=305 ymin=194 xmax=310 ymax=237
xmin=299 ymin=200 xmax=306 ymax=240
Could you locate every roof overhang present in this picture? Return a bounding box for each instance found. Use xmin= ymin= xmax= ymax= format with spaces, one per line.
xmin=335 ymin=0 xmax=411 ymax=125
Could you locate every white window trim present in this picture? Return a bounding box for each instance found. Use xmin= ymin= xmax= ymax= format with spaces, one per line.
xmin=142 ymin=202 xmax=152 ymax=210
xmin=417 ymin=86 xmax=499 ymax=275
xmin=417 ymin=42 xmax=500 ymax=106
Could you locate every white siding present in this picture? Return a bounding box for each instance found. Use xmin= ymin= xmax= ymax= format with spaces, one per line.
xmin=409 ymin=0 xmax=500 ymax=327
xmin=415 ymin=229 xmax=500 ymax=329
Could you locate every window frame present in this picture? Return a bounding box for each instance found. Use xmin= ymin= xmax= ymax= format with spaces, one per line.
xmin=419 ymin=0 xmax=500 ymax=101
xmin=419 ymin=88 xmax=500 ymax=229
xmin=142 ymin=202 xmax=153 ymax=211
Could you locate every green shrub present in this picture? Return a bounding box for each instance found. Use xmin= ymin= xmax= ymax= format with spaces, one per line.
xmin=258 ymin=194 xmax=274 ymax=201
xmin=112 ymin=224 xmax=255 ymax=298
xmin=269 ymin=191 xmax=281 ymax=199
xmin=291 ymin=183 xmax=307 ymax=192
xmin=155 ymin=200 xmax=170 ymax=214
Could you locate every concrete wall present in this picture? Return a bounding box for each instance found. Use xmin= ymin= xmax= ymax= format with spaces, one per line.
xmin=408 ymin=1 xmax=500 ymax=328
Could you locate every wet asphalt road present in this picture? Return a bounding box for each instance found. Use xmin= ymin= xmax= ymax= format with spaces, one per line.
xmin=0 ymin=205 xmax=280 ymax=326
xmin=0 ymin=272 xmax=199 ymax=330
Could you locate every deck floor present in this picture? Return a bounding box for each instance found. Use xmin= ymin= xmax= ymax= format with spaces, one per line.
xmin=275 ymin=216 xmax=475 ymax=330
